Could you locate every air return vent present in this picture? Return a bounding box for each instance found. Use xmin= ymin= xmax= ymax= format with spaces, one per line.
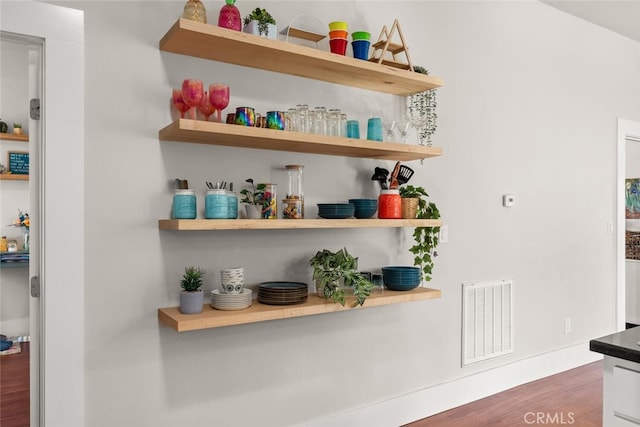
xmin=462 ymin=279 xmax=513 ymax=366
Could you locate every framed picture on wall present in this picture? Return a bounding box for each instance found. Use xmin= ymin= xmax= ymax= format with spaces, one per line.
xmin=7 ymin=151 xmax=29 ymax=175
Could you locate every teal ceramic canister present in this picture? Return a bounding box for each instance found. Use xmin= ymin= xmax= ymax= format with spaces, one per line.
xmin=226 ymin=190 xmax=238 ymax=219
xmin=172 ymin=189 xmax=197 ymax=219
xmin=205 ymin=189 xmax=229 ymax=219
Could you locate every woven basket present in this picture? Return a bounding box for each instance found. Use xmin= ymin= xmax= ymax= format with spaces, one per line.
xmin=401 ymin=197 xmax=419 ymax=219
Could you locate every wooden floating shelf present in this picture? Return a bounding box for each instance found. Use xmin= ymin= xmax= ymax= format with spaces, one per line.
xmin=158 ymin=287 xmax=441 ymax=332
xmin=0 ymin=133 xmax=28 ymax=142
xmin=159 ymin=19 xmax=443 ymax=96
xmin=0 ymin=174 xmax=28 ymax=181
xmin=159 ymin=218 xmax=443 ymax=231
xmin=160 ymin=119 xmax=442 ymax=161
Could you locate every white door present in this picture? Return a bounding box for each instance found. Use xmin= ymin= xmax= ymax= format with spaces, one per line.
xmin=0 ymin=2 xmax=85 ymax=426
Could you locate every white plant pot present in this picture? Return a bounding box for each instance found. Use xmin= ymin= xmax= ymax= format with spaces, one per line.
xmin=243 ymin=20 xmax=277 ymax=39
xmin=245 ymin=204 xmax=262 ymax=219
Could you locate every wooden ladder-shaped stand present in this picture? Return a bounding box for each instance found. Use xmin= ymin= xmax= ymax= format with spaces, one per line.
xmin=368 ymin=19 xmax=414 ymax=71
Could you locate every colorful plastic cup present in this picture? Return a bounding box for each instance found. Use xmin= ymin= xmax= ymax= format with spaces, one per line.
xmin=351 ymin=40 xmax=370 ymax=60
xmin=329 ymin=30 xmax=348 ymax=39
xmin=328 ymin=21 xmax=348 ymax=31
xmin=329 ymin=38 xmax=348 ymax=55
xmin=351 ymin=31 xmax=371 ymax=40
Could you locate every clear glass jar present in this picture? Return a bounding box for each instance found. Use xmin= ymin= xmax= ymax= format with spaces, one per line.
xmin=172 ymin=189 xmax=196 ymax=219
xmin=284 ymin=165 xmax=304 ymax=219
xmin=261 ymin=183 xmax=277 ymax=219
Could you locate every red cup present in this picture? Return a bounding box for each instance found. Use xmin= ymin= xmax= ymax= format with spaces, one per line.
xmin=329 ymin=38 xmax=348 ymax=55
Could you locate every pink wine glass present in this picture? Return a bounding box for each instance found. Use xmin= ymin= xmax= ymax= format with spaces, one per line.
xmin=209 ymin=83 xmax=230 ymax=122
xmin=198 ymin=91 xmax=215 ymax=121
xmin=181 ymin=79 xmax=204 ymax=120
xmin=172 ymin=89 xmax=190 ymax=119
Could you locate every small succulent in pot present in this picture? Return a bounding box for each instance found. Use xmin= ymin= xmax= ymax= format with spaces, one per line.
xmin=179 ymin=266 xmax=206 ymax=314
xmin=243 ymin=7 xmax=276 ymax=37
xmin=181 ymin=266 xmax=205 ymax=292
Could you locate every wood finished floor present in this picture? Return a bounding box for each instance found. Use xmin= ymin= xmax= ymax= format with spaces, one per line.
xmin=405 ymin=360 xmax=603 ymax=427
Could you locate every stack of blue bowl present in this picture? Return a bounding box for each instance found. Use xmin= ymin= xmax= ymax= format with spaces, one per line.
xmin=317 ymin=203 xmax=355 ymax=219
xmin=381 ymin=266 xmax=421 ymax=290
xmin=348 ymin=199 xmax=378 ymax=219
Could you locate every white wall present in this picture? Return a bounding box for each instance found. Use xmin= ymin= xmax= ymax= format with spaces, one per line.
xmin=39 ymin=0 xmax=640 ymax=425
xmin=0 ymin=37 xmax=31 ymax=336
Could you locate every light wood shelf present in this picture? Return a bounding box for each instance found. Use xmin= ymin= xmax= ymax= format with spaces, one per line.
xmin=160 ymin=119 xmax=442 ymax=161
xmin=0 ymin=174 xmax=28 ymax=181
xmin=159 ymin=19 xmax=443 ymax=96
xmin=0 ymin=133 xmax=28 ymax=142
xmin=159 ymin=218 xmax=442 ymax=231
xmin=158 ymin=287 xmax=441 ymax=332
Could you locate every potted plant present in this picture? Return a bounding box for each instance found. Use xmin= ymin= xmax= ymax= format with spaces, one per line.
xmin=399 ymin=185 xmax=440 ymax=283
xmin=243 ymin=7 xmax=276 ymax=39
xmin=239 ymin=178 xmax=266 ymax=218
xmin=0 ymin=119 xmax=7 ymax=133
xmin=310 ymin=248 xmax=374 ymax=307
xmin=13 ymin=123 xmax=22 ymax=135
xmin=179 ymin=266 xmax=206 ymax=314
xmin=408 ymin=66 xmax=437 ymax=146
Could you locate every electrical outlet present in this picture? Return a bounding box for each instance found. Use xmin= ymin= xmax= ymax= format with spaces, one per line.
xmin=565 ymin=318 xmax=572 ymax=334
xmin=440 ymin=225 xmax=449 ymax=243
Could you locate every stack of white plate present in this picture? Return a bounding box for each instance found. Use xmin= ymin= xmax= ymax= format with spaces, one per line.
xmin=210 ymin=289 xmax=252 ymax=311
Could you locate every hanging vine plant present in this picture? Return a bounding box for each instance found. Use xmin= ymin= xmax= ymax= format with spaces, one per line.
xmin=408 ymin=66 xmax=437 ymax=146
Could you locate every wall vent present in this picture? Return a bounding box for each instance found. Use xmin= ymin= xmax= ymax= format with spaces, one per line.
xmin=462 ymin=279 xmax=513 ymax=366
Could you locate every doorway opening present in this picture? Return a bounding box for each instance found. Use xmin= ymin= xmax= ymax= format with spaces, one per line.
xmin=616 ymin=118 xmax=640 ymax=330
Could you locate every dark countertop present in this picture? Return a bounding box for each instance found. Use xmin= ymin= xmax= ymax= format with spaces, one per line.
xmin=590 ymin=326 xmax=640 ymax=363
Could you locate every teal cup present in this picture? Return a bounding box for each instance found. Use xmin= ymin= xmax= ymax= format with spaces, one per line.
xmin=347 ymin=120 xmax=360 ymax=138
xmin=367 ymin=118 xmax=383 ymax=142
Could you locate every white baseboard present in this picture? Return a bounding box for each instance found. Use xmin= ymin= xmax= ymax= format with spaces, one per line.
xmin=306 ymin=342 xmax=602 ymax=427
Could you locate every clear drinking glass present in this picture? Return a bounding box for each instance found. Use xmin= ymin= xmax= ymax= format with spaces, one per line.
xmin=340 ymin=113 xmax=348 ymax=137
xmin=328 ymin=108 xmax=341 ymax=137
xmin=313 ymin=106 xmax=327 ymax=135
xmin=296 ymin=104 xmax=309 ymax=133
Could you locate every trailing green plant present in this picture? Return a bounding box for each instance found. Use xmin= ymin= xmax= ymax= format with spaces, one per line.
xmin=243 ymin=7 xmax=276 ymax=36
xmin=408 ymin=66 xmax=437 ymax=146
xmin=239 ymin=178 xmax=266 ymax=205
xmin=310 ymin=248 xmax=374 ymax=307
xmin=180 ymin=266 xmax=205 ymax=292
xmin=399 ymin=185 xmax=440 ymax=283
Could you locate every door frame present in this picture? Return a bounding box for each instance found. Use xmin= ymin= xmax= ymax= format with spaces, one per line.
xmin=616 ymin=118 xmax=640 ymax=330
xmin=1 ymin=2 xmax=85 ymax=426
